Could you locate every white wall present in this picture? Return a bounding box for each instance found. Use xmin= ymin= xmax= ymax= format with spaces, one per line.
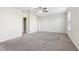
xmin=0 ymin=8 xmax=25 ymax=42
xmin=0 ymin=7 xmax=67 ymax=42
xmin=29 ymin=13 xmax=38 ymax=33
xmin=39 ymin=14 xmax=66 ymax=33
xmin=0 ymin=7 xmax=39 ymax=42
xmin=67 ymin=8 xmax=79 ymax=50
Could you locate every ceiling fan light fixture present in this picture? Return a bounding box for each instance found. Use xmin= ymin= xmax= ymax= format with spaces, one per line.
xmin=38 ymin=10 xmax=42 ymax=14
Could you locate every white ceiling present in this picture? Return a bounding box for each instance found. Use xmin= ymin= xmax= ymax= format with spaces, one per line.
xmin=16 ymin=7 xmax=68 ymax=16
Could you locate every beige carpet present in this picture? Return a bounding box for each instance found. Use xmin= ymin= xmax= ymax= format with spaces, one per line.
xmin=0 ymin=32 xmax=77 ymax=51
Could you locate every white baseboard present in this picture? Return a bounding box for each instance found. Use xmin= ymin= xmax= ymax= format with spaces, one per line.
xmin=71 ymin=38 xmax=79 ymax=50
xmin=38 ymin=31 xmax=66 ymax=34
xmin=0 ymin=33 xmax=22 ymax=42
xmin=66 ymin=33 xmax=79 ymax=50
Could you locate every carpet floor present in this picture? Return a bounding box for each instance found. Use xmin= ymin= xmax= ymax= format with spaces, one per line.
xmin=0 ymin=32 xmax=77 ymax=51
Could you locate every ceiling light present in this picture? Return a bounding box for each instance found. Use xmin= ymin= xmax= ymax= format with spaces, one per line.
xmin=38 ymin=10 xmax=42 ymax=13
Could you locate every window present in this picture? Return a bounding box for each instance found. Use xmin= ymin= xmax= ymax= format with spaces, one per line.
xmin=67 ymin=11 xmax=71 ymax=31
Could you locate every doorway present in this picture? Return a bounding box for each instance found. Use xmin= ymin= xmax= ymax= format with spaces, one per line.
xmin=23 ymin=17 xmax=26 ymax=34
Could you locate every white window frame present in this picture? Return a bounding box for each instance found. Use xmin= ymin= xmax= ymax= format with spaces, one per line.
xmin=67 ymin=11 xmax=72 ymax=31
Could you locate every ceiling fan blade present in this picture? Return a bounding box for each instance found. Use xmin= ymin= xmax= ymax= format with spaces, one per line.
xmin=38 ymin=7 xmax=42 ymax=9
xmin=43 ymin=9 xmax=48 ymax=12
xmin=43 ymin=7 xmax=48 ymax=12
xmin=33 ymin=7 xmax=48 ymax=13
xmin=44 ymin=11 xmax=48 ymax=12
xmin=43 ymin=7 xmax=47 ymax=9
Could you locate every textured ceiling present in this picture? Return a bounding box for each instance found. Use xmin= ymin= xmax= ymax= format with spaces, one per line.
xmin=16 ymin=7 xmax=68 ymax=16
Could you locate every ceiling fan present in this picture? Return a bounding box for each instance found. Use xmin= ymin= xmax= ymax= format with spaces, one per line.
xmin=33 ymin=7 xmax=48 ymax=13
